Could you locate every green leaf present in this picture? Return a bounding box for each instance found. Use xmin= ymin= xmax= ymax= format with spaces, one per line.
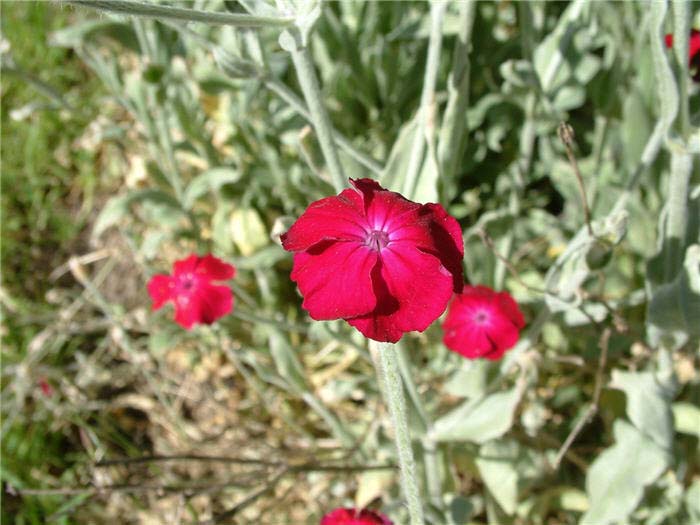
xmin=92 ymin=189 xmax=183 ymax=239
xmin=443 ymin=360 xmax=492 ymax=399
xmin=230 ymin=207 xmax=268 ymax=256
xmin=647 ymin=244 xmax=700 ymax=349
xmin=183 ymin=168 xmax=241 ymax=210
xmin=431 ymin=387 xmax=520 ymax=443
xmin=354 ymin=470 xmax=395 ymax=509
xmin=476 ymin=441 xmax=520 ymax=515
xmin=267 ymin=328 xmax=307 ymax=393
xmin=544 ymin=210 xmax=628 ymax=312
xmin=50 ymin=19 xmax=139 ymax=51
xmin=672 ymin=402 xmax=700 ymax=438
xmin=610 ymin=369 xmax=675 ymax=451
xmin=580 ymin=420 xmax=670 ymax=525
xmin=381 ymin=117 xmax=419 ymax=191
xmin=686 ymin=479 xmax=700 ymax=523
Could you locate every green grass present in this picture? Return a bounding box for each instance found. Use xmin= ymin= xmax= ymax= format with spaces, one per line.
xmin=1 ymin=3 xmax=106 ymax=523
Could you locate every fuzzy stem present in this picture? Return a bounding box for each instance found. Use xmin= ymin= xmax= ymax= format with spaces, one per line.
xmin=671 ymin=0 xmax=690 ymax=138
xmin=264 ymin=76 xmax=383 ymax=175
xmin=665 ymin=151 xmax=692 ymax=281
xmin=396 ymin=342 xmax=443 ymax=508
xmin=374 ymin=341 xmax=425 ymax=525
xmin=402 ymin=0 xmax=446 ymax=199
xmin=287 ymin=41 xmax=346 ymax=193
xmin=437 ymin=0 xmax=476 ymax=193
xmin=63 ymin=0 xmax=294 ymax=27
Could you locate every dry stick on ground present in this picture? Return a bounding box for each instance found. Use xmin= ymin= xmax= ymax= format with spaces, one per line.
xmin=14 ymin=459 xmax=395 ymax=497
xmin=551 ymin=327 xmax=611 ymax=470
xmin=558 ymin=122 xmax=594 ymax=237
xmin=95 ymin=454 xmax=395 ymax=473
xmin=197 ymin=466 xmax=289 ymax=525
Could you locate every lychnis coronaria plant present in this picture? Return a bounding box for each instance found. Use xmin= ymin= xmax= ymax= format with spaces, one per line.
xmin=147 ymin=254 xmax=235 ymax=329
xmin=281 ymin=178 xmax=464 ymax=342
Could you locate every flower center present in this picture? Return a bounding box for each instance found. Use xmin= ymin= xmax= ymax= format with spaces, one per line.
xmin=178 ymin=273 xmax=197 ymax=292
xmin=365 ymin=229 xmax=390 ymax=251
xmin=473 ymin=310 xmax=490 ymax=325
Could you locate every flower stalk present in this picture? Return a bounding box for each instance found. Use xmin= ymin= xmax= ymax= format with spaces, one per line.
xmin=283 ymin=32 xmax=347 ymax=193
xmin=374 ymin=341 xmax=425 ymax=525
xmin=402 ymin=0 xmax=447 ymax=199
xmin=63 ymin=0 xmax=294 ymax=27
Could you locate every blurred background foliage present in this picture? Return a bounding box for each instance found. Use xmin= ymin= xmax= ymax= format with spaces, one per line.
xmin=1 ymin=1 xmax=699 ymax=524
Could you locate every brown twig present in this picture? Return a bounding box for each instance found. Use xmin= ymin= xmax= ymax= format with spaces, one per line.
xmin=558 ymin=122 xmax=594 ymax=237
xmin=552 ymin=327 xmax=610 ymax=470
xmin=95 ymin=454 xmax=283 ymax=468
xmin=197 ymin=466 xmax=289 ymax=525
xmin=478 ymin=228 xmax=553 ymax=296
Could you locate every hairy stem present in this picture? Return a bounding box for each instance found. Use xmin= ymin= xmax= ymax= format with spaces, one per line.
xmin=287 ymin=39 xmax=346 ymax=192
xmin=63 ymin=0 xmax=294 ymax=27
xmin=402 ymin=0 xmax=446 ymax=199
xmin=437 ymin=0 xmax=476 ymax=193
xmin=373 ymin=341 xmax=425 ymax=525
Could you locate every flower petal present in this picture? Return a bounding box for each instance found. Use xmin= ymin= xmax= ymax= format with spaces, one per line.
xmin=291 ymin=241 xmax=377 ymax=320
xmin=195 ymin=254 xmax=236 ymax=281
xmin=147 ymin=274 xmax=174 ymax=310
xmin=320 ymin=507 xmax=393 ymax=525
xmin=442 ymin=286 xmax=525 ymax=360
xmin=173 ymin=254 xmax=200 ymax=275
xmin=422 ymin=203 xmax=464 ymax=292
xmin=281 ymin=189 xmax=367 ymax=251
xmin=443 ymin=322 xmax=497 ymax=359
xmin=369 ymin=196 xmax=464 ymax=293
xmin=173 ymin=283 xmax=233 ymax=329
xmin=347 ymin=247 xmax=453 ymax=342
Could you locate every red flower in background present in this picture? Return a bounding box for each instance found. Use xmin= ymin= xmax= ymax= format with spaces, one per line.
xmin=442 ymin=285 xmax=525 ymax=360
xmin=321 ymin=508 xmax=393 ymax=525
xmin=147 ymin=254 xmax=235 ymax=329
xmin=281 ymin=178 xmax=464 ymax=343
xmin=39 ymin=378 xmax=54 ymax=398
xmin=665 ymin=29 xmax=700 ymax=81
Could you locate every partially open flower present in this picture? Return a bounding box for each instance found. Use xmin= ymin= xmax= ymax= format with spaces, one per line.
xmin=320 ymin=508 xmax=393 ymax=525
xmin=442 ymin=285 xmax=525 ymax=360
xmin=281 ymin=178 xmax=464 ymax=342
xmin=147 ymin=254 xmax=235 ymax=329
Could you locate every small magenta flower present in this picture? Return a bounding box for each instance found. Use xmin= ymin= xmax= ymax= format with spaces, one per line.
xmin=665 ymin=29 xmax=700 ymax=81
xmin=39 ymin=378 xmax=53 ymax=397
xmin=442 ymin=285 xmax=525 ymax=360
xmin=281 ymin=178 xmax=464 ymax=343
xmin=147 ymin=254 xmax=235 ymax=329
xmin=320 ymin=508 xmax=393 ymax=525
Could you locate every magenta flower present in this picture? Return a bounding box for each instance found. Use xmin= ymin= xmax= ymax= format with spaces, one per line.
xmin=442 ymin=285 xmax=525 ymax=360
xmin=320 ymin=508 xmax=393 ymax=525
xmin=281 ymin=178 xmax=464 ymax=343
xmin=147 ymin=254 xmax=235 ymax=329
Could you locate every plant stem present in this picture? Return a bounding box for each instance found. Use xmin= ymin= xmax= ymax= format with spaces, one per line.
xmin=671 ymin=0 xmax=690 ymax=138
xmin=437 ymin=0 xmax=476 ymax=194
xmin=301 ymin=392 xmax=356 ymax=449
xmin=286 ymin=37 xmax=346 ymax=192
xmin=395 ymin=342 xmax=443 ymax=509
xmin=374 ymin=341 xmax=425 ymax=525
xmin=665 ymin=151 xmax=692 ymax=281
xmin=64 ymin=0 xmax=294 ymax=27
xmin=559 ymin=122 xmax=593 ymax=237
xmin=263 ymin=76 xmax=383 ymax=175
xmin=402 ymin=0 xmax=446 ymax=199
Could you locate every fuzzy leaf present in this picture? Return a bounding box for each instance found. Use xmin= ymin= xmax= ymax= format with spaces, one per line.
xmin=580 ymin=420 xmax=670 ymax=525
xmin=431 ymin=388 xmax=520 ymax=443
